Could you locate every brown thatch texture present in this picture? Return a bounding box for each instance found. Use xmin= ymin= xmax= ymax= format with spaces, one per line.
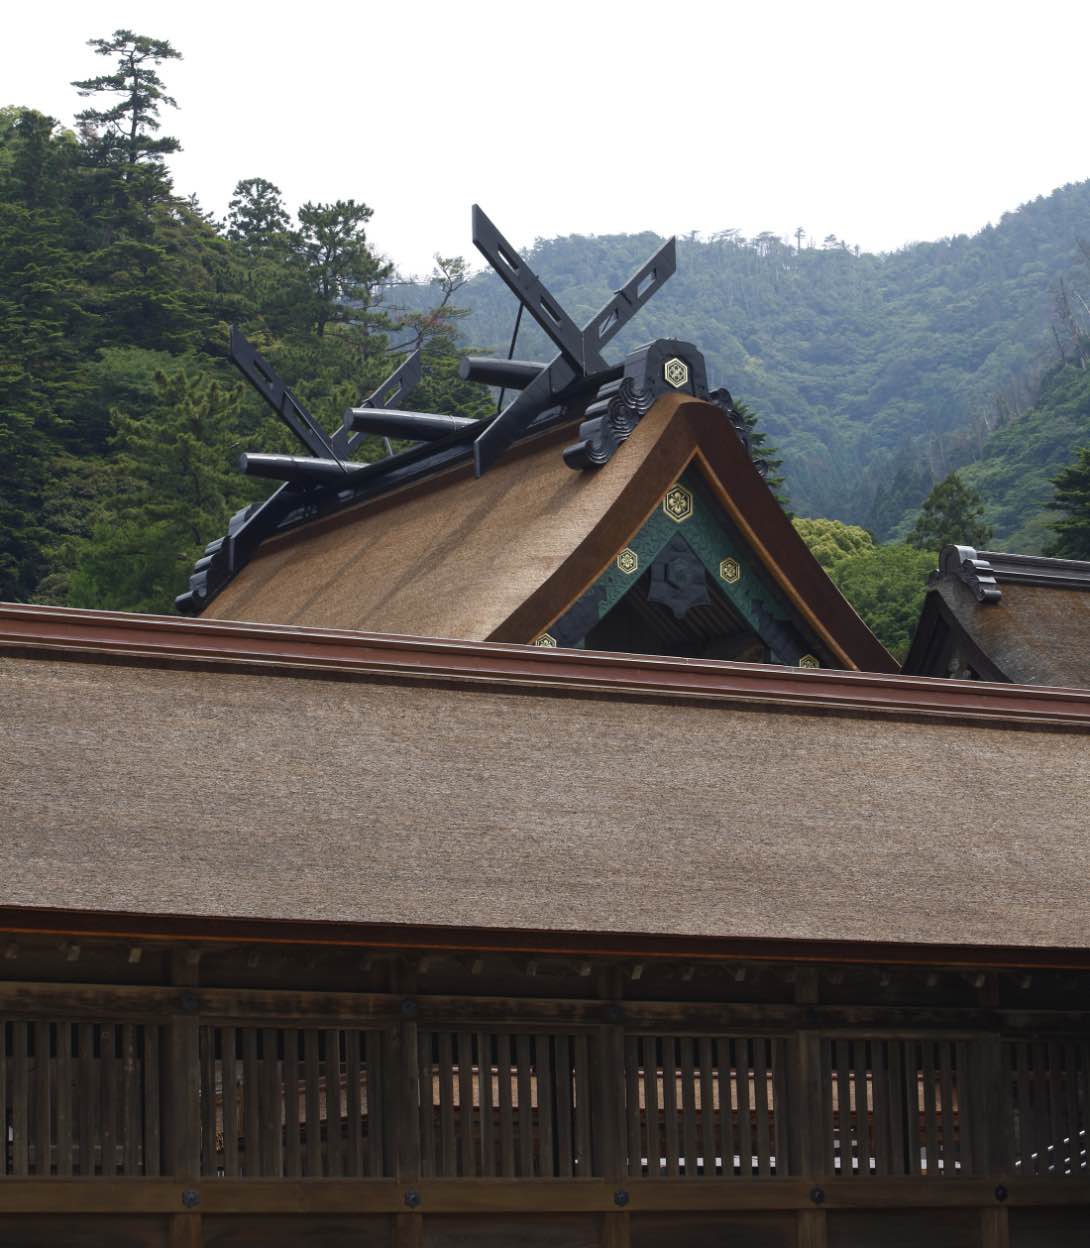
xmin=203 ymin=397 xmax=896 ymax=674
xmin=3 ymin=653 xmax=1088 ymax=949
xmin=205 ymin=417 xmax=641 ymax=641
xmin=939 ymin=580 xmax=1090 ymax=688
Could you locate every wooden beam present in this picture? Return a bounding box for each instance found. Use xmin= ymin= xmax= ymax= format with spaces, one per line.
xmin=0 ymin=1177 xmax=1082 ymax=1216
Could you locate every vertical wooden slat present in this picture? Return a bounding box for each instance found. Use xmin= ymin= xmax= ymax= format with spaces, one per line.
xmin=281 ymin=1028 xmax=299 ymax=1179
xmin=716 ymin=1037 xmax=736 ymax=1177
xmin=698 ymin=1037 xmax=716 ymax=1177
xmin=78 ymin=1022 xmax=95 ymax=1176
xmin=555 ymin=1032 xmax=573 ymax=1178
xmin=221 ymin=1026 xmax=237 ymax=1178
xmin=624 ymin=1035 xmax=641 ymax=1179
xmin=345 ymin=1028 xmax=362 ymax=1177
xmin=34 ymin=1021 xmax=51 ymax=1175
xmin=267 ymin=1028 xmax=285 ymax=1177
xmin=661 ymin=1035 xmax=679 ymax=1178
xmin=1047 ymin=1040 xmax=1063 ymax=1176
xmin=574 ymin=1032 xmax=592 ymax=1176
xmin=956 ymin=1040 xmax=973 ymax=1175
xmin=1015 ymin=1041 xmax=1033 ymax=1174
xmin=144 ymin=1024 xmax=160 ymax=1178
xmin=56 ymin=1020 xmax=72 ymax=1177
xmin=457 ymin=1031 xmax=477 ymax=1177
xmin=772 ymin=1038 xmax=789 ymax=1177
xmin=497 ymin=1031 xmax=515 ymax=1178
xmin=199 ymin=1026 xmax=216 ymax=1178
xmin=736 ymin=1036 xmax=752 ymax=1178
xmin=537 ymin=1032 xmax=554 ymax=1178
xmin=438 ymin=1030 xmax=456 ymax=1176
xmin=680 ymin=1037 xmax=698 ymax=1177
xmin=324 ymin=1028 xmax=341 ymax=1178
xmin=418 ymin=1031 xmax=435 ymax=1177
xmin=834 ymin=1039 xmax=851 ymax=1177
xmin=886 ymin=1040 xmax=905 ymax=1177
xmin=938 ymin=1041 xmax=955 ymax=1177
xmin=368 ymin=1029 xmax=386 ymax=1178
xmin=0 ymin=1019 xmax=6 ymax=1178
xmin=243 ymin=1028 xmax=260 ymax=1177
xmin=1033 ymin=1041 xmax=1050 ymax=1175
xmin=477 ymin=1030 xmax=494 ymax=1177
xmin=12 ymin=1021 xmax=28 ymax=1176
xmin=304 ymin=1027 xmax=322 ymax=1177
xmin=922 ymin=1040 xmax=938 ymax=1176
xmin=754 ymin=1037 xmax=771 ymax=1178
xmin=101 ymin=1022 xmax=117 ymax=1177
xmin=852 ymin=1039 xmax=870 ymax=1178
xmin=121 ymin=1023 xmax=139 ymax=1177
xmin=1063 ymin=1040 xmax=1079 ymax=1175
xmin=642 ymin=1036 xmax=659 ymax=1178
xmin=516 ymin=1033 xmax=533 ymax=1177
xmin=904 ymin=1040 xmax=922 ymax=1176
xmin=872 ymin=1039 xmax=889 ymax=1177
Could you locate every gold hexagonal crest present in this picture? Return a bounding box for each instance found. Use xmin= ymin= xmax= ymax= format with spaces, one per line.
xmin=616 ymin=548 xmax=639 ymax=575
xmin=534 ymin=633 xmax=558 ymax=648
xmin=662 ymin=484 xmax=693 ymax=523
xmin=663 ymin=357 xmax=689 ymax=389
xmin=798 ymin=654 xmax=820 ymax=669
xmin=719 ymin=556 xmax=741 ymax=585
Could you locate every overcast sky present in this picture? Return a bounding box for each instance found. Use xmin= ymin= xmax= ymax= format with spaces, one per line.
xmin=5 ymin=1 xmax=1089 ymax=277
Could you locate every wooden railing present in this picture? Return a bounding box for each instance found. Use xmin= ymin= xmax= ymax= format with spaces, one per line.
xmin=2 ymin=994 xmax=1088 ymax=1188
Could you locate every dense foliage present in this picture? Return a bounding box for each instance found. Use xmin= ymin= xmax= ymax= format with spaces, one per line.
xmin=406 ymin=190 xmax=1090 ymax=540
xmin=0 ymin=32 xmax=490 ymax=610
xmin=5 ymin=28 xmax=1090 ymax=664
xmin=906 ymin=473 xmax=993 ymax=552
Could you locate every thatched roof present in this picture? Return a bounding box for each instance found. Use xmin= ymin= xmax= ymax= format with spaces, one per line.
xmin=202 ymin=395 xmax=894 ymax=673
xmin=3 ymin=606 xmax=1089 ymax=956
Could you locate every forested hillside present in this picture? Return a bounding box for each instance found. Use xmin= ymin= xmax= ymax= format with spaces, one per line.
xmin=397 ymin=191 xmax=1090 ymax=538
xmin=5 ymin=29 xmax=1090 ymax=663
xmin=0 ymin=32 xmax=486 ymax=610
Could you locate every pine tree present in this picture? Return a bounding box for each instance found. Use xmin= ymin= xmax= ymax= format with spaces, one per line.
xmin=906 ymin=472 xmax=993 ymax=553
xmin=1046 ymin=447 xmax=1090 ymax=559
xmin=72 ymin=31 xmax=182 ymax=169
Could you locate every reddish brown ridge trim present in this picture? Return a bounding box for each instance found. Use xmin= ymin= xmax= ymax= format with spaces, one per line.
xmin=2 ymin=601 xmax=1090 ymax=727
xmin=4 ymin=905 xmax=1090 ymax=972
xmin=490 ymin=396 xmax=898 ymax=674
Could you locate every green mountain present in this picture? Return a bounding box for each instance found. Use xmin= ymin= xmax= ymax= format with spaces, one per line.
xmin=394 ymin=183 xmax=1090 ymax=541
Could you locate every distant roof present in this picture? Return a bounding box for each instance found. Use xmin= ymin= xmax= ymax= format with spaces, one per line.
xmin=200 ymin=394 xmax=895 ymax=673
xmin=903 ymin=544 xmax=1090 ymax=685
xmin=3 ymin=604 xmax=1090 ymax=958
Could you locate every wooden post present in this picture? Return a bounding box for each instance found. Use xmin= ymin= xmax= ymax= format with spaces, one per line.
xmin=979 ymin=1208 xmax=1009 ymax=1248
xmin=166 ymin=948 xmax=202 ymax=1247
xmin=793 ymin=968 xmax=827 ymax=1248
xmin=599 ymin=965 xmax=630 ymax=1248
xmin=395 ymin=957 xmax=422 ymax=1248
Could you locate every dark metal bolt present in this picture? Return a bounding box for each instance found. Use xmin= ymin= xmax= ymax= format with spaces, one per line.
xmin=404 ymin=1188 xmax=422 ymax=1209
xmin=400 ymin=998 xmax=418 ymax=1018
xmin=809 ymin=1186 xmax=825 ymax=1205
xmin=614 ymin=1189 xmax=630 ymax=1207
xmin=995 ymin=1184 xmax=1008 ymax=1202
xmin=606 ymin=1004 xmax=624 ymax=1024
xmin=179 ymin=991 xmax=199 ymax=1013
xmin=181 ymin=1189 xmax=200 ymax=1209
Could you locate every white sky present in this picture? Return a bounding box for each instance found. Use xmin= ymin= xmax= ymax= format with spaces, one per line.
xmin=5 ymin=0 xmax=1090 ymax=277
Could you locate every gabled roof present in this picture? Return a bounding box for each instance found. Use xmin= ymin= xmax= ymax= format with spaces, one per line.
xmin=201 ymin=393 xmax=896 ymax=673
xmin=903 ymin=544 xmax=1090 ymax=685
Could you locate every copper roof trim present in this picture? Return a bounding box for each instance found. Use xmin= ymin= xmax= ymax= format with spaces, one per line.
xmin=2 ymin=603 xmax=1089 ymax=726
